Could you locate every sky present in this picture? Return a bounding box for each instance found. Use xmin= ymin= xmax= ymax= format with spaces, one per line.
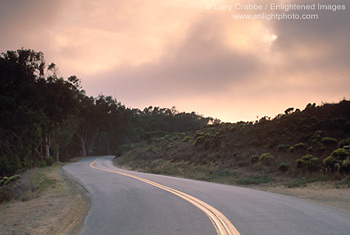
xmin=0 ymin=0 xmax=349 ymax=122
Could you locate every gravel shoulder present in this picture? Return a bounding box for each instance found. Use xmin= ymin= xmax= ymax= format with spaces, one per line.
xmin=0 ymin=164 xmax=89 ymax=235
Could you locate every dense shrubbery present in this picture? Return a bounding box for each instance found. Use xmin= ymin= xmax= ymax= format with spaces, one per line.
xmin=296 ymin=154 xmax=319 ymax=172
xmin=323 ymin=148 xmax=350 ymax=173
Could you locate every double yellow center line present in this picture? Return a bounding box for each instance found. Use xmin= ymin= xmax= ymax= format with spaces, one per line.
xmin=89 ymin=159 xmax=240 ymax=235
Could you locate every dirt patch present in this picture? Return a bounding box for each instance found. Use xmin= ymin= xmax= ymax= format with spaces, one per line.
xmin=248 ymin=182 xmax=350 ymax=211
xmin=0 ymin=164 xmax=89 ymax=235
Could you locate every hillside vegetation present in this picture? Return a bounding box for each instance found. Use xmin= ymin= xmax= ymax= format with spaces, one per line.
xmin=115 ymin=100 xmax=350 ymax=186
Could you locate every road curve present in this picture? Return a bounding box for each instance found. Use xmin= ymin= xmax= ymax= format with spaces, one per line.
xmin=63 ymin=156 xmax=350 ymax=235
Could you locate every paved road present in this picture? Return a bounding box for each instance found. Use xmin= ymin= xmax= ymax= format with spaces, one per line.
xmin=63 ymin=156 xmax=350 ymax=235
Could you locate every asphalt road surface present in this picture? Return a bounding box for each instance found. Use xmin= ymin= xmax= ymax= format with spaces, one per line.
xmin=63 ymin=156 xmax=350 ymax=235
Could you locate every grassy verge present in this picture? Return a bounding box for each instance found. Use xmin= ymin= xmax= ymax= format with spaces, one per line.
xmin=284 ymin=176 xmax=329 ymax=188
xmin=115 ymin=155 xmax=280 ymax=186
xmin=0 ymin=164 xmax=62 ymax=204
xmin=115 ymin=152 xmax=346 ymax=189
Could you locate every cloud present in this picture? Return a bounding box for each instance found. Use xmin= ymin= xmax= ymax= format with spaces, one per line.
xmin=0 ymin=0 xmax=349 ymax=121
xmin=0 ymin=0 xmax=68 ymax=42
xmin=84 ymin=13 xmax=264 ymax=102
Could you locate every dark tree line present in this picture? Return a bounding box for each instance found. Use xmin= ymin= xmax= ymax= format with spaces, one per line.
xmin=0 ymin=49 xmax=212 ymax=176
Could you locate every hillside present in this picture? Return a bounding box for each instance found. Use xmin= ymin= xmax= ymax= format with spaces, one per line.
xmin=115 ymin=100 xmax=350 ymax=187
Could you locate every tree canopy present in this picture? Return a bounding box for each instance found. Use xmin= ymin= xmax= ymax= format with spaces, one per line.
xmin=0 ymin=49 xmax=212 ymax=176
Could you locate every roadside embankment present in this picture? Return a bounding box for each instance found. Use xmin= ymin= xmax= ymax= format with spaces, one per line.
xmin=0 ymin=163 xmax=89 ymax=235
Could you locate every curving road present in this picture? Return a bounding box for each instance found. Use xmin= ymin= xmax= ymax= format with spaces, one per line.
xmin=63 ymin=156 xmax=350 ymax=235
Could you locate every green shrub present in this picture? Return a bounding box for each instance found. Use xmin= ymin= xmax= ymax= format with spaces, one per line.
xmin=341 ymin=159 xmax=350 ymax=172
xmin=277 ymin=144 xmax=289 ymax=152
xmin=289 ymin=147 xmax=295 ymax=153
xmin=331 ymin=148 xmax=350 ymax=160
xmin=182 ymin=136 xmax=192 ymax=143
xmin=6 ymin=174 xmax=21 ymax=185
xmin=259 ymin=153 xmax=274 ymax=165
xmin=278 ymin=162 xmax=290 ymax=172
xmin=307 ymin=147 xmax=313 ymax=153
xmin=294 ymin=143 xmax=307 ymax=151
xmin=193 ymin=134 xmax=210 ymax=146
xmin=0 ymin=174 xmax=21 ymax=186
xmin=115 ymin=144 xmax=133 ymax=157
xmin=296 ymin=154 xmax=319 ymax=172
xmin=323 ymin=155 xmax=336 ymax=169
xmin=322 ymin=148 xmax=350 ymax=172
xmin=250 ymin=155 xmax=259 ymax=164
xmin=321 ymin=137 xmax=337 ymax=145
xmin=45 ymin=157 xmax=54 ymax=166
xmin=338 ymin=137 xmax=350 ymax=148
xmin=0 ymin=177 xmax=9 ymax=186
xmin=37 ymin=161 xmax=47 ymax=168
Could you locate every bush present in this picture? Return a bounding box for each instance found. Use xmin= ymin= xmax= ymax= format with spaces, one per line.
xmin=115 ymin=144 xmax=133 ymax=157
xmin=182 ymin=136 xmax=192 ymax=143
xmin=289 ymin=147 xmax=295 ymax=153
xmin=323 ymin=148 xmax=350 ymax=172
xmin=37 ymin=161 xmax=47 ymax=168
xmin=277 ymin=144 xmax=289 ymax=152
xmin=296 ymin=154 xmax=319 ymax=172
xmin=338 ymin=137 xmax=350 ymax=148
xmin=193 ymin=134 xmax=210 ymax=146
xmin=45 ymin=157 xmax=54 ymax=166
xmin=278 ymin=162 xmax=290 ymax=172
xmin=331 ymin=148 xmax=350 ymax=160
xmin=259 ymin=153 xmax=274 ymax=166
xmin=321 ymin=137 xmax=337 ymax=145
xmin=294 ymin=143 xmax=307 ymax=151
xmin=250 ymin=155 xmax=259 ymax=164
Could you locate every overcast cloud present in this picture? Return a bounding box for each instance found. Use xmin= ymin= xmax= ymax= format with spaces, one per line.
xmin=0 ymin=0 xmax=349 ymax=121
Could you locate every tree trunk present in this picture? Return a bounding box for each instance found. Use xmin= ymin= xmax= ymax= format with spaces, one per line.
xmin=80 ymin=136 xmax=87 ymax=157
xmin=56 ymin=143 xmax=60 ymax=162
xmin=44 ymin=135 xmax=50 ymax=159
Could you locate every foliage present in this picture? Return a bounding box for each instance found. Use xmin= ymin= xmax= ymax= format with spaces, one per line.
xmin=259 ymin=153 xmax=274 ymax=165
xmin=236 ymin=175 xmax=273 ymax=185
xmin=284 ymin=176 xmax=328 ymax=188
xmin=294 ymin=143 xmax=307 ymax=151
xmin=338 ymin=138 xmax=350 ymax=148
xmin=296 ymin=154 xmax=319 ymax=172
xmin=37 ymin=161 xmax=47 ymax=168
xmin=0 ymin=174 xmax=21 ymax=186
xmin=278 ymin=162 xmax=290 ymax=172
xmin=0 ymin=48 xmax=212 ymax=175
xmin=116 ymin=98 xmax=350 ymax=182
xmin=323 ymin=148 xmax=350 ymax=173
xmin=321 ymin=137 xmax=337 ymax=145
xmin=250 ymin=155 xmax=259 ymax=164
xmin=277 ymin=144 xmax=289 ymax=152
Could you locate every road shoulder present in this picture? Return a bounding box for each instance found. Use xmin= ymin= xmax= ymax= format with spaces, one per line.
xmin=0 ymin=164 xmax=89 ymax=235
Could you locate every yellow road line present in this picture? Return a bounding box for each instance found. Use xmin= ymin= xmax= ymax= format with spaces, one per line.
xmin=89 ymin=158 xmax=240 ymax=235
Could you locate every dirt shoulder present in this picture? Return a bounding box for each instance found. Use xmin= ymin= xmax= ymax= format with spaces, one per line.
xmin=247 ymin=182 xmax=350 ymax=211
xmin=0 ymin=164 xmax=89 ymax=235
